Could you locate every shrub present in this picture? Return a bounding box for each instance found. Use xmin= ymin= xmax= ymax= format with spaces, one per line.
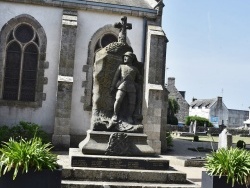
xmin=193 ymin=135 xmax=199 ymax=142
xmin=236 ymin=140 xmax=246 ymax=149
xmin=0 ymin=137 xmax=58 ymax=180
xmin=0 ymin=126 xmax=11 ymax=144
xmin=166 ymin=132 xmax=173 ymax=148
xmin=205 ymin=148 xmax=250 ymax=187
xmin=167 ymin=98 xmax=179 ymax=125
xmin=185 ymin=116 xmax=213 ymax=127
xmin=0 ymin=121 xmax=49 ymax=145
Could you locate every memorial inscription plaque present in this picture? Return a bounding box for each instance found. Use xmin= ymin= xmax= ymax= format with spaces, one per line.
xmin=71 ymin=156 xmax=169 ymax=170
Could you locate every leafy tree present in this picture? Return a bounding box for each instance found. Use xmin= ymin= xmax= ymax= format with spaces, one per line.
xmin=185 ymin=116 xmax=213 ymax=127
xmin=167 ymin=98 xmax=180 ymax=125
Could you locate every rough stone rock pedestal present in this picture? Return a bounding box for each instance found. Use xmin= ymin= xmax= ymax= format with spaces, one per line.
xmin=78 ymin=40 xmax=156 ymax=156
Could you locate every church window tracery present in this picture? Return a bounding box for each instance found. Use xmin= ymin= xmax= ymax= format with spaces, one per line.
xmin=3 ymin=24 xmax=38 ymax=101
xmin=0 ymin=14 xmax=47 ymax=107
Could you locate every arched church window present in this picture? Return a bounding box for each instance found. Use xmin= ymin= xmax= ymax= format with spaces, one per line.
xmin=94 ymin=33 xmax=118 ymax=52
xmin=3 ymin=24 xmax=39 ymax=101
xmin=0 ymin=14 xmax=47 ymax=108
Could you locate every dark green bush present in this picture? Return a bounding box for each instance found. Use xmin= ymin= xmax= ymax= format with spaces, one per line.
xmin=236 ymin=140 xmax=246 ymax=149
xmin=0 ymin=126 xmax=11 ymax=144
xmin=167 ymin=98 xmax=179 ymax=125
xmin=185 ymin=116 xmax=213 ymax=127
xmin=0 ymin=121 xmax=49 ymax=145
xmin=166 ymin=132 xmax=173 ymax=148
xmin=193 ymin=135 xmax=199 ymax=142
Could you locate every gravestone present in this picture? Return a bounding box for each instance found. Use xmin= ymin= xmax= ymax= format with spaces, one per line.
xmin=204 ymin=123 xmax=207 ymax=132
xmin=189 ymin=121 xmax=193 ymax=133
xmin=193 ymin=120 xmax=197 ymax=134
xmin=218 ymin=128 xmax=232 ymax=149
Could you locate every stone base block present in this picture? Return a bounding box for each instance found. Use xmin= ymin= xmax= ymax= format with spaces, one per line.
xmin=78 ymin=130 xmax=155 ymax=156
xmin=70 ymin=148 xmax=169 ymax=170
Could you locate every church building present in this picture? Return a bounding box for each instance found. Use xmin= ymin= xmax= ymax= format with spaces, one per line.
xmin=0 ymin=0 xmax=168 ymax=153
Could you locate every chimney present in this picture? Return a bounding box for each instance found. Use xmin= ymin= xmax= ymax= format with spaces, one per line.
xmin=179 ymin=91 xmax=186 ymax=99
xmin=168 ymin=77 xmax=175 ymax=86
xmin=217 ymin=96 xmax=222 ymax=107
xmin=192 ymin=97 xmax=197 ymax=102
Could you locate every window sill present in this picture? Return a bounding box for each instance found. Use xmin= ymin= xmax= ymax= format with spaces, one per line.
xmin=0 ymin=99 xmax=42 ymax=108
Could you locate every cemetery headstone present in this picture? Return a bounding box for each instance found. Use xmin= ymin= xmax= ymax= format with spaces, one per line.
xmin=204 ymin=123 xmax=207 ymax=132
xmin=218 ymin=128 xmax=232 ymax=149
xmin=193 ymin=120 xmax=197 ymax=134
xmin=189 ymin=121 xmax=193 ymax=133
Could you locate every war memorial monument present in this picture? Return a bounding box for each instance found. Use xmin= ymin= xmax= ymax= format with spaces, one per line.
xmin=63 ymin=17 xmax=197 ymax=188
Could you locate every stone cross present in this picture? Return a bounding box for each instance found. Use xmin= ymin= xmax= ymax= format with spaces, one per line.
xmin=114 ymin=16 xmax=132 ymax=44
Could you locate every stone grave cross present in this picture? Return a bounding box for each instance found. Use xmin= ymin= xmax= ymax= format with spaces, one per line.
xmin=114 ymin=16 xmax=132 ymax=44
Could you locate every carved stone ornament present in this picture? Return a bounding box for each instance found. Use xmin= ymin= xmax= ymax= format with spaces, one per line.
xmin=105 ymin=133 xmax=130 ymax=156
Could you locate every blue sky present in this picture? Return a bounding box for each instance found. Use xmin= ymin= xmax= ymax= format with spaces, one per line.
xmin=162 ymin=0 xmax=250 ymax=110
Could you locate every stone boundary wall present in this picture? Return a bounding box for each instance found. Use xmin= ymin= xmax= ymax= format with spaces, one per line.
xmin=166 ymin=124 xmax=249 ymax=135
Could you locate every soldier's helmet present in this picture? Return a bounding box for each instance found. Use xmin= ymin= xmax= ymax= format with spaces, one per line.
xmin=123 ymin=51 xmax=135 ymax=62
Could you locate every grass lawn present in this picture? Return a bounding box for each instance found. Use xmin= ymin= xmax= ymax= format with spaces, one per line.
xmin=172 ymin=133 xmax=250 ymax=145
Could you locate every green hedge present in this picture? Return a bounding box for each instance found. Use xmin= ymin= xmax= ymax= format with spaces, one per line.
xmin=0 ymin=121 xmax=49 ymax=145
xmin=185 ymin=116 xmax=213 ymax=127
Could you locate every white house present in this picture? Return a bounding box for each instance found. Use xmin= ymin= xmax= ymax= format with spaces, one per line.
xmin=243 ymin=107 xmax=250 ymax=128
xmin=189 ymin=97 xmax=248 ymax=128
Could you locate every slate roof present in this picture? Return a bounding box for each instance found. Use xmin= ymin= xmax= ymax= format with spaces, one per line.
xmin=86 ymin=0 xmax=155 ymax=9
xmin=190 ymin=98 xmax=217 ymax=108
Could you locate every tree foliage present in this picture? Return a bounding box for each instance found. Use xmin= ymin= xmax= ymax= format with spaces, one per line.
xmin=185 ymin=116 xmax=213 ymax=127
xmin=167 ymin=98 xmax=180 ymax=125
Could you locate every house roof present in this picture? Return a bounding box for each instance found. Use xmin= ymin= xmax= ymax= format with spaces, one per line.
xmin=86 ymin=0 xmax=156 ymax=9
xmin=4 ymin=0 xmax=159 ymax=17
xmin=190 ymin=98 xmax=217 ymax=108
xmin=56 ymin=0 xmax=158 ymax=12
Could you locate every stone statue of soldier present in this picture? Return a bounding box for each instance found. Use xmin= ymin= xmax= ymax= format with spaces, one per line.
xmin=110 ymin=51 xmax=142 ymax=125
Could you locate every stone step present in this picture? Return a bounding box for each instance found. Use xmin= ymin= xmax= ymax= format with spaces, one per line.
xmin=62 ymin=167 xmax=188 ymax=184
xmin=61 ymin=180 xmax=200 ymax=188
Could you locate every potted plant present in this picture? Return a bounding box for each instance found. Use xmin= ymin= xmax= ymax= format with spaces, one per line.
xmin=0 ymin=137 xmax=61 ymax=188
xmin=202 ymin=147 xmax=250 ymax=188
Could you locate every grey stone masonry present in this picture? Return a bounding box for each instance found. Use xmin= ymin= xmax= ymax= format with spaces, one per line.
xmin=52 ymin=10 xmax=78 ymax=149
xmin=142 ymin=25 xmax=168 ymax=154
xmin=167 ymin=77 xmax=189 ymax=123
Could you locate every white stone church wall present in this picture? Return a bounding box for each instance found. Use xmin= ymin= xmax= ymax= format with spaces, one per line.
xmin=0 ymin=2 xmax=62 ymax=133
xmin=0 ymin=2 xmax=145 ymax=136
